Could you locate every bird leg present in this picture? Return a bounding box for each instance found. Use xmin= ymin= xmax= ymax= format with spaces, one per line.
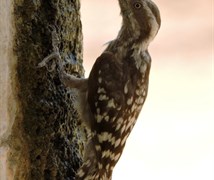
xmin=37 ymin=26 xmax=88 ymax=92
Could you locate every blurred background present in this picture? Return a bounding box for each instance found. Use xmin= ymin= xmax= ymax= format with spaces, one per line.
xmin=81 ymin=0 xmax=213 ymax=179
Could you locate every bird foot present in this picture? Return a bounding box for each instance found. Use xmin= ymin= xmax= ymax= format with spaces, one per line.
xmin=37 ymin=25 xmax=63 ymax=72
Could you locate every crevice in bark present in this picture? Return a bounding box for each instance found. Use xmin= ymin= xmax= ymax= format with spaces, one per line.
xmin=0 ymin=0 xmax=85 ymax=179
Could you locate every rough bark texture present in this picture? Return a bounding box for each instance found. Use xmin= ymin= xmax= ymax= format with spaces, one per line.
xmin=0 ymin=0 xmax=84 ymax=179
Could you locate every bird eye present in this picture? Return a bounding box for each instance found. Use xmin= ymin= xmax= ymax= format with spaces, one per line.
xmin=134 ymin=2 xmax=142 ymax=9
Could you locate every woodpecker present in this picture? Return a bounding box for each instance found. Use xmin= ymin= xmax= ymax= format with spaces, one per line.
xmin=38 ymin=0 xmax=161 ymax=179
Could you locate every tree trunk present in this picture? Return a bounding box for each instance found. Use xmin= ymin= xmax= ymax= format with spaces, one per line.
xmin=0 ymin=0 xmax=84 ymax=179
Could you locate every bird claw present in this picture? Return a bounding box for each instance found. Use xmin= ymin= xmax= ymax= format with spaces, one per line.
xmin=37 ymin=24 xmax=62 ymax=71
xmin=37 ymin=51 xmax=61 ymax=72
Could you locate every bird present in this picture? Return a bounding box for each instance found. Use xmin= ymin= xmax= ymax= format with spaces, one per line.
xmin=38 ymin=0 xmax=161 ymax=179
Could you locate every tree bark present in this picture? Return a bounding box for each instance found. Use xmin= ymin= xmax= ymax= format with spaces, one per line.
xmin=0 ymin=0 xmax=84 ymax=179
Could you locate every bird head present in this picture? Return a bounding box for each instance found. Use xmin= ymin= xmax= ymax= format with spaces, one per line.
xmin=118 ymin=0 xmax=161 ymax=42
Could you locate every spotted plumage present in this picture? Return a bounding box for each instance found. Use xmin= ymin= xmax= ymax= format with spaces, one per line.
xmin=78 ymin=0 xmax=160 ymax=179
xmin=38 ymin=0 xmax=161 ymax=179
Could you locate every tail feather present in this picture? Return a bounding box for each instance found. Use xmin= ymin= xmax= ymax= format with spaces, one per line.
xmin=75 ymin=160 xmax=112 ymax=180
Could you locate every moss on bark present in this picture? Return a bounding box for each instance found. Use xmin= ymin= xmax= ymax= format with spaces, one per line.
xmin=8 ymin=0 xmax=84 ymax=179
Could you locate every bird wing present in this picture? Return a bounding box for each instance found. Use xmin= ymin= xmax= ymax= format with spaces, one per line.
xmin=88 ymin=51 xmax=126 ymax=134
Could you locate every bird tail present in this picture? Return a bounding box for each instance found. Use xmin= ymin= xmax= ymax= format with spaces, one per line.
xmin=75 ymin=159 xmax=112 ymax=180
